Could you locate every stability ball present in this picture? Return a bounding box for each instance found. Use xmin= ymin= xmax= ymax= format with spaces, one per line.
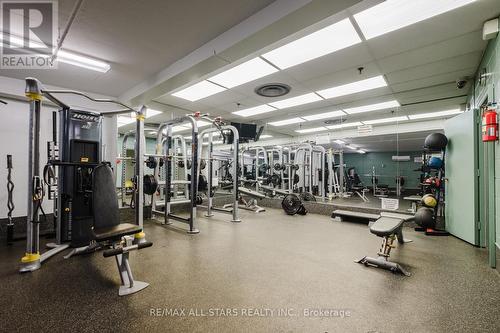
xmin=415 ymin=207 xmax=436 ymax=229
xmin=424 ymin=133 xmax=448 ymax=150
xmin=421 ymin=194 xmax=437 ymax=208
xmin=427 ymin=157 xmax=443 ymax=169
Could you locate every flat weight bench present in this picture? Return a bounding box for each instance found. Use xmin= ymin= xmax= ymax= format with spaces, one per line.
xmin=92 ymin=164 xmax=153 ymax=296
xmin=331 ymin=209 xmax=380 ymax=223
xmin=356 ymin=213 xmax=413 ymax=276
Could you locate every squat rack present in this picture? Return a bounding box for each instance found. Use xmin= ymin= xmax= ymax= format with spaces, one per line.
xmin=153 ymin=114 xmax=203 ymax=234
xmin=197 ymin=121 xmax=241 ymax=222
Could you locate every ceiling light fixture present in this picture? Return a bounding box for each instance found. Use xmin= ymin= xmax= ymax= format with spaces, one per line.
xmin=353 ymin=0 xmax=477 ymax=40
xmin=343 ymin=100 xmax=400 ymax=114
xmin=117 ymin=116 xmax=135 ymax=127
xmin=358 ymin=150 xmax=366 ymax=154
xmin=269 ymin=93 xmax=322 ymax=109
xmin=261 ymin=18 xmax=361 ymax=69
xmin=268 ymin=117 xmax=306 ymax=127
xmin=408 ymin=109 xmax=462 ymax=120
xmin=171 ymin=80 xmax=226 ymax=101
xmin=208 ymin=57 xmax=278 ymax=88
xmin=146 ymin=109 xmax=163 ymax=118
xmin=326 ymin=121 xmax=364 ymax=130
xmin=232 ymin=104 xmax=277 ymax=117
xmin=333 ymin=139 xmax=346 ymax=145
xmin=316 ymin=75 xmax=387 ymax=99
xmin=363 ymin=116 xmax=409 ymax=125
xmin=302 ymin=110 xmax=345 ymax=121
xmin=346 ymin=145 xmax=358 ymax=150
xmin=259 ymin=134 xmax=273 ymax=139
xmin=295 ymin=126 xmax=328 ymax=134
xmin=0 ymin=33 xmax=111 ymax=72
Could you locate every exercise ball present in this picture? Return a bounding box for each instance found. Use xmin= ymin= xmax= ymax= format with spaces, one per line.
xmin=427 ymin=157 xmax=443 ymax=169
xmin=424 ymin=133 xmax=448 ymax=150
xmin=421 ymin=194 xmax=437 ymax=208
xmin=424 ymin=177 xmax=441 ymax=188
xmin=415 ymin=207 xmax=436 ymax=229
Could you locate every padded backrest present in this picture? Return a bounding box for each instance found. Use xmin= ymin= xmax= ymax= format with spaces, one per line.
xmin=92 ymin=163 xmax=120 ymax=230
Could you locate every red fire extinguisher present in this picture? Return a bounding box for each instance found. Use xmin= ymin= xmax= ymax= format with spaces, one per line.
xmin=482 ymin=106 xmax=498 ymax=142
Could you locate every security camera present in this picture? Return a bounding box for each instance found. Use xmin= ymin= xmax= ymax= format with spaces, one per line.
xmin=456 ymin=77 xmax=468 ymax=89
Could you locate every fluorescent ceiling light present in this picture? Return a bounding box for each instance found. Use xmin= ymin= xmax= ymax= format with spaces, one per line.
xmin=316 ymin=76 xmax=387 ymax=99
xmin=208 ymin=57 xmax=278 ymax=88
xmin=408 ymin=109 xmax=462 ymax=120
xmin=269 ymin=117 xmax=306 ymax=127
xmin=0 ymin=33 xmax=111 ymax=72
xmin=260 ymin=134 xmax=273 ymax=139
xmin=363 ymin=116 xmax=409 ymax=125
xmin=333 ymin=139 xmax=345 ymax=145
xmin=353 ymin=0 xmax=477 ymax=40
xmin=172 ymin=125 xmax=190 ymax=133
xmin=261 ymin=18 xmax=361 ymax=69
xmin=358 ymin=150 xmax=366 ymax=154
xmin=269 ymin=93 xmax=322 ymax=109
xmin=302 ymin=110 xmax=345 ymax=121
xmin=233 ymin=104 xmax=276 ymax=117
xmin=146 ymin=109 xmax=162 ymax=118
xmin=57 ymin=50 xmax=110 ymax=73
xmin=343 ymin=100 xmax=400 ymax=114
xmin=326 ymin=121 xmax=364 ymax=130
xmin=117 ymin=116 xmax=135 ymax=127
xmin=203 ymin=140 xmax=223 ymax=146
xmin=172 ymin=80 xmax=226 ymax=101
xmin=295 ymin=126 xmax=328 ymax=134
xmin=346 ymin=145 xmax=358 ymax=150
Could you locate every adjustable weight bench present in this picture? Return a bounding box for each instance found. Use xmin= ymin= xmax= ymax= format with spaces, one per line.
xmin=356 ymin=212 xmax=413 ymax=276
xmin=92 ymin=164 xmax=153 ymax=296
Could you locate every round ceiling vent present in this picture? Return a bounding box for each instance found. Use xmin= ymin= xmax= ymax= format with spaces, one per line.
xmin=254 ymin=83 xmax=291 ymax=98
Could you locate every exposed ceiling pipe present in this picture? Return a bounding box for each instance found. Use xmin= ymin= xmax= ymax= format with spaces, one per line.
xmin=51 ymin=0 xmax=85 ymax=61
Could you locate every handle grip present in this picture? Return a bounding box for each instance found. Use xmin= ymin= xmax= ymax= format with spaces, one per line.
xmin=103 ymin=241 xmax=153 ymax=257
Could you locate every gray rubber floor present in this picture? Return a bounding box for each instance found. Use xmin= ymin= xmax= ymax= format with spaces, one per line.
xmin=1 ymin=208 xmax=499 ymax=332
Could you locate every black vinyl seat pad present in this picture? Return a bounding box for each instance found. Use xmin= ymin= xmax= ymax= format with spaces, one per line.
xmin=94 ymin=223 xmax=142 ymax=242
xmin=92 ymin=163 xmax=141 ymax=241
xmin=370 ymin=216 xmax=404 ymax=237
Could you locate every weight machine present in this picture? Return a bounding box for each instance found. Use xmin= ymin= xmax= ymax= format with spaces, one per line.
xmin=19 ymin=78 xmax=152 ymax=295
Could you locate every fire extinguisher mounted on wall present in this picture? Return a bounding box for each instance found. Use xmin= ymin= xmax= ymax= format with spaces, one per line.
xmin=482 ymin=103 xmax=499 ymax=142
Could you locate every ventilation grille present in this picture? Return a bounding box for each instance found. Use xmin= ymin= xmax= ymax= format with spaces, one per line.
xmin=254 ymin=83 xmax=291 ymax=97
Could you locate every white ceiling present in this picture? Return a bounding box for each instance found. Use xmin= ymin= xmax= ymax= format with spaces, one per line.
xmin=0 ymin=0 xmax=276 ymax=96
xmin=0 ymin=0 xmax=497 ymax=152
xmin=141 ymin=0 xmax=498 ymax=138
xmin=341 ymin=130 xmax=444 ymax=152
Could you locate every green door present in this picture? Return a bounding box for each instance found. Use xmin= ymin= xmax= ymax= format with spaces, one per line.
xmin=444 ymin=111 xmax=479 ymax=245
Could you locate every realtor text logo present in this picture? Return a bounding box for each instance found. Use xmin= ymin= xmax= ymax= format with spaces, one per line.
xmin=1 ymin=0 xmax=58 ymax=69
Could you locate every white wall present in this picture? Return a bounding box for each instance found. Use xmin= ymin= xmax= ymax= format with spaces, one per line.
xmin=0 ymin=99 xmax=56 ymax=218
xmin=0 ymin=76 xmax=118 ymax=219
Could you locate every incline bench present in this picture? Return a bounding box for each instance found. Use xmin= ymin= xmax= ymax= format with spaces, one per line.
xmin=356 ymin=212 xmax=414 ymax=276
xmin=223 ymin=187 xmax=266 ymax=213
